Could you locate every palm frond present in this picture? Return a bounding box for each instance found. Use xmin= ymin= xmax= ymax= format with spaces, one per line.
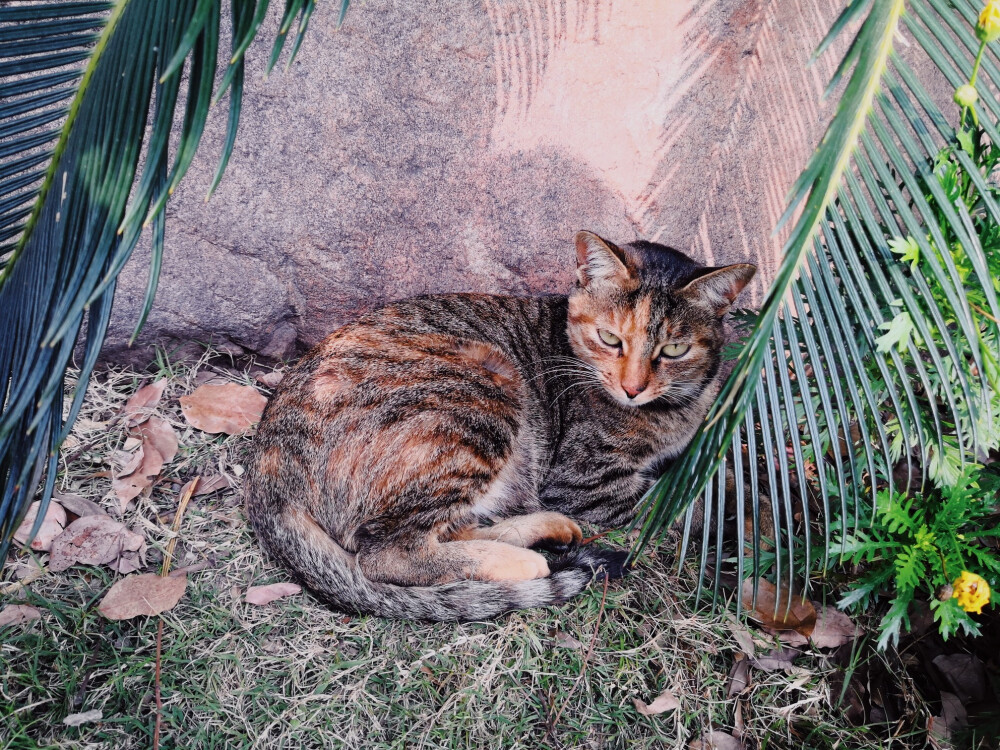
xmin=0 ymin=0 xmax=346 ymax=559
xmin=635 ymin=0 xmax=1000 ymax=608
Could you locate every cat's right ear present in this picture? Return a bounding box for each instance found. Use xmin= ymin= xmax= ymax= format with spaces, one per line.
xmin=575 ymin=231 xmax=631 ymax=287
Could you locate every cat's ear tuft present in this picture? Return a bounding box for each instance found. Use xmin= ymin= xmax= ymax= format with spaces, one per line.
xmin=680 ymin=264 xmax=757 ymax=317
xmin=574 ymin=231 xmax=631 ymax=287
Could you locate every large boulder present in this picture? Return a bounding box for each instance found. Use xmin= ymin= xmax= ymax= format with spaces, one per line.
xmin=106 ymin=0 xmax=850 ymax=362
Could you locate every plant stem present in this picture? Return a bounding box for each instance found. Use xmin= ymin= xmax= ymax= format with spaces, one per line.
xmin=971 ymin=40 xmax=987 ymax=87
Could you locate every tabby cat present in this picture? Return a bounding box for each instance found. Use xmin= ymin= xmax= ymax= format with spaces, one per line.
xmin=245 ymin=232 xmax=755 ymax=621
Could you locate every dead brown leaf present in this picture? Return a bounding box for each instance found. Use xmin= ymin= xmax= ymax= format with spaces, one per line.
xmin=633 ymin=688 xmax=680 ymax=716
xmin=749 ymin=646 xmax=800 ymax=673
xmin=769 ymin=627 xmax=809 ymax=647
xmin=54 ymin=492 xmax=106 ymax=519
xmin=180 ymin=383 xmax=268 ymax=435
xmin=689 ymin=731 xmax=743 ymax=749
xmin=98 ymin=573 xmax=186 ymax=620
xmin=0 ymin=604 xmax=42 ymax=628
xmin=928 ymin=691 xmax=968 ymax=749
xmin=726 ymin=655 xmax=751 ymax=698
xmin=112 ymin=444 xmax=164 ymax=508
xmin=552 ymin=630 xmax=584 ymax=649
xmin=133 ymin=416 xmax=178 ymax=464
xmin=194 ymin=474 xmax=232 ymax=496
xmin=49 ymin=516 xmax=146 ymax=573
xmin=255 ymin=370 xmax=285 ymax=388
xmin=123 ymin=379 xmax=167 ymax=425
xmin=245 ymin=582 xmax=301 ymax=605
xmin=932 ymin=654 xmax=987 ymax=705
xmin=809 ymin=604 xmax=859 ymax=649
xmin=741 ymin=578 xmax=816 ymax=636
xmin=729 ymin=623 xmax=756 ymax=658
xmin=14 ymin=499 xmax=67 ymax=551
xmin=63 ymin=709 xmax=103 ymax=727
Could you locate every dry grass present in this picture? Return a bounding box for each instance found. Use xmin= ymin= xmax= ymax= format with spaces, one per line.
xmin=0 ymin=350 xmax=927 ymax=749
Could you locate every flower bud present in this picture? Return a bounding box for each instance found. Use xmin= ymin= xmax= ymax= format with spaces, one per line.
xmin=954 ymin=84 xmax=979 ymax=108
xmin=978 ymin=1 xmax=1000 ymax=43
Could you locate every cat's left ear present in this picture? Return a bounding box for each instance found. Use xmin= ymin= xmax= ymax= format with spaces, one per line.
xmin=680 ymin=264 xmax=757 ymax=317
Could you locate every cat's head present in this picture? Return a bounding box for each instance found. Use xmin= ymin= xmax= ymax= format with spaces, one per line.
xmin=566 ymin=231 xmax=756 ymax=408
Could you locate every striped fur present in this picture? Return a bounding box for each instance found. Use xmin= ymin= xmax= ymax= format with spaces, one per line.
xmin=245 ymin=232 xmax=755 ymax=621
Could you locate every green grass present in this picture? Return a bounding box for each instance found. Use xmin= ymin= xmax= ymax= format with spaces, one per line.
xmin=0 ymin=353 xmax=928 ymax=749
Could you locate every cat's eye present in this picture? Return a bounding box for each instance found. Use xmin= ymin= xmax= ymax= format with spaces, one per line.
xmin=655 ymin=342 xmax=690 ymax=359
xmin=598 ymin=329 xmax=621 ymax=347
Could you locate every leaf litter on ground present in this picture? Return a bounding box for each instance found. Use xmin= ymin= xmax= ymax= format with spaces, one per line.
xmin=0 ymin=604 xmax=42 ymax=628
xmin=633 ymin=688 xmax=681 ymax=716
xmin=98 ymin=573 xmax=187 ymax=620
xmin=246 ymin=582 xmax=302 ymax=605
xmin=14 ymin=500 xmax=67 ymax=551
xmin=180 ymin=382 xmax=268 ymax=435
xmin=49 ymin=515 xmax=146 ymax=573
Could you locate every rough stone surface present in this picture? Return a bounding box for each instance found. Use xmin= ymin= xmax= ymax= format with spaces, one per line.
xmin=105 ymin=0 xmax=858 ymax=362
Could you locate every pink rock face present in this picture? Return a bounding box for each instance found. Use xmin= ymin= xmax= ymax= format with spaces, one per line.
xmin=105 ymin=0 xmax=849 ymax=363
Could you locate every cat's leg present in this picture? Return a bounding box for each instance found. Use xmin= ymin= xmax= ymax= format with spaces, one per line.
xmin=357 ymin=538 xmax=550 ymax=585
xmin=452 ymin=512 xmax=582 ymax=551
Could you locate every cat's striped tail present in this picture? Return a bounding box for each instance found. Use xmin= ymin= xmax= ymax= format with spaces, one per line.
xmin=247 ymin=505 xmax=626 ymax=622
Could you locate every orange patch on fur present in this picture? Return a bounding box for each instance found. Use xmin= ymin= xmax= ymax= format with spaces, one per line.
xmin=257 ymin=446 xmax=285 ymax=477
xmin=461 ymin=541 xmax=550 ymax=581
xmin=312 ymin=364 xmax=353 ymax=401
xmin=455 ymin=341 xmax=520 ymax=390
xmin=469 ymin=512 xmax=582 ymax=548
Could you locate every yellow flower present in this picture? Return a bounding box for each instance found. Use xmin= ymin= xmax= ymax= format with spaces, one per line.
xmin=978 ymin=1 xmax=1000 ymax=43
xmin=952 ymin=571 xmax=991 ymax=614
xmin=954 ymin=84 xmax=979 ymax=108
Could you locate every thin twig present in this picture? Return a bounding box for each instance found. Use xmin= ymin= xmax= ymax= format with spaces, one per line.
xmin=971 ymin=302 xmax=1000 ymax=326
xmin=153 ymin=476 xmax=199 ymax=750
xmin=579 ymin=528 xmax=618 ymax=546
xmin=546 ymin=575 xmax=610 ymax=739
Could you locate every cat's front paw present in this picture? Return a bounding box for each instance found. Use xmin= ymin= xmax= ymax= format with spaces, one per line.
xmin=471 ymin=543 xmax=550 ymax=582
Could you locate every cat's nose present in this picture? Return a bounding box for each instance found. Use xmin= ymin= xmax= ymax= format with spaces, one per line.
xmin=623 ymin=383 xmax=647 ymax=399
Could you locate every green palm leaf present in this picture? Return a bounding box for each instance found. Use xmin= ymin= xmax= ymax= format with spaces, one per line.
xmin=635 ymin=0 xmax=1000 ymax=609
xmin=0 ymin=0 xmax=345 ymax=559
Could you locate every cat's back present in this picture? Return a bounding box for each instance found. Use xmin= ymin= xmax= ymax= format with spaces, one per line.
xmin=249 ymin=292 xmax=563 ymax=543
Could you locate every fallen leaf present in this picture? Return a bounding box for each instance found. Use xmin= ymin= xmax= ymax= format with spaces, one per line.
xmin=49 ymin=516 xmax=146 ymax=573
xmin=928 ymin=691 xmax=967 ymax=749
xmin=134 ymin=416 xmax=178 ymax=464
xmin=0 ymin=604 xmax=42 ymax=628
xmin=749 ymin=646 xmax=800 ymax=673
xmin=932 ymin=654 xmax=987 ymax=705
xmin=113 ymin=448 xmax=143 ymax=477
xmin=689 ymin=731 xmax=743 ymax=749
xmin=741 ymin=578 xmax=816 ymax=636
xmin=245 ymin=582 xmax=301 ymax=605
xmin=769 ymin=627 xmax=809 ymax=647
xmin=553 ymin=630 xmax=584 ymax=649
xmin=11 ymin=556 xmax=44 ymax=581
xmin=123 ymin=379 xmax=167 ymax=425
xmin=180 ymin=383 xmax=268 ymax=435
xmin=112 ymin=444 xmax=165 ymax=508
xmin=730 ymin=624 xmax=756 ymax=658
xmin=194 ymin=474 xmax=232 ymax=496
xmin=13 ymin=500 xmax=67 ymax=551
xmin=726 ymin=656 xmax=751 ymax=698
xmin=255 ymin=371 xmax=285 ymax=388
xmin=809 ymin=605 xmax=859 ymax=648
xmin=54 ymin=492 xmax=107 ymax=519
xmin=98 ymin=573 xmax=187 ymax=620
xmin=634 ymin=688 xmax=680 ymax=716
xmin=63 ymin=709 xmax=103 ymax=727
